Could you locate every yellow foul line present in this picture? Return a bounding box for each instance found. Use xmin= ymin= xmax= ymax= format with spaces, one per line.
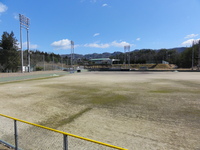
xmin=0 ymin=113 xmax=128 ymax=150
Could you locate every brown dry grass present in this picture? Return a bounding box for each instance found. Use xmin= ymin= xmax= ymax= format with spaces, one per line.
xmin=0 ymin=71 xmax=200 ymax=150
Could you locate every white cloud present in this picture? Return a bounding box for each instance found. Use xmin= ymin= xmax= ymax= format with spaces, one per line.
xmin=93 ymin=33 xmax=100 ymax=37
xmin=102 ymin=4 xmax=108 ymax=7
xmin=81 ymin=0 xmax=100 ymax=3
xmin=111 ymin=41 xmax=131 ymax=47
xmin=84 ymin=41 xmax=133 ymax=48
xmin=51 ymin=39 xmax=72 ymax=50
xmin=184 ymin=34 xmax=199 ymax=39
xmin=0 ymin=2 xmax=8 ymax=13
xmin=181 ymin=39 xmax=200 ymax=46
xmin=136 ymin=38 xmax=141 ymax=41
xmin=84 ymin=43 xmax=110 ymax=48
xmin=22 ymin=42 xmax=38 ymax=49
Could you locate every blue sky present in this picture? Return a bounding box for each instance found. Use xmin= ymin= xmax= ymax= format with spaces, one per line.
xmin=0 ymin=0 xmax=200 ymax=55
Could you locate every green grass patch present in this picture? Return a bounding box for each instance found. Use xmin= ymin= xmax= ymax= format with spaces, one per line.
xmin=5 ymin=92 xmax=38 ymax=99
xmin=179 ymin=107 xmax=200 ymax=116
xmin=174 ymin=80 xmax=200 ymax=88
xmin=89 ymin=92 xmax=128 ymax=105
xmin=42 ymin=83 xmax=130 ymax=106
xmin=149 ymin=90 xmax=173 ymax=93
xmin=39 ymin=107 xmax=92 ymax=129
xmin=0 ymin=75 xmax=64 ymax=85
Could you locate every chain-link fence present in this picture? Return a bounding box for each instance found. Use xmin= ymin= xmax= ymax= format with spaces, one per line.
xmin=0 ymin=49 xmax=72 ymax=72
xmin=0 ymin=49 xmax=21 ymax=73
xmin=0 ymin=114 xmax=127 ymax=150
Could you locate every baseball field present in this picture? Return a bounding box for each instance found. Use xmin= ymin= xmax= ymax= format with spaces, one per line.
xmin=0 ymin=71 xmax=200 ymax=150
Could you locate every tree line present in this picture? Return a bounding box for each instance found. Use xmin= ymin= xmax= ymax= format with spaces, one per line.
xmin=0 ymin=31 xmax=200 ymax=72
xmin=111 ymin=43 xmax=200 ymax=68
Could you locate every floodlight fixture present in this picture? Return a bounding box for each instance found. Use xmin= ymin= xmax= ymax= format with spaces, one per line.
xmin=19 ymin=14 xmax=30 ymax=29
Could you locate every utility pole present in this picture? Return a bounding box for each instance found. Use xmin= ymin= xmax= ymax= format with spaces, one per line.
xmin=53 ymin=55 xmax=54 ymax=70
xmin=61 ymin=57 xmax=63 ymax=70
xmin=128 ymin=46 xmax=130 ymax=69
xmin=43 ymin=55 xmax=45 ymax=71
xmin=198 ymin=40 xmax=200 ymax=71
xmin=192 ymin=46 xmax=194 ymax=70
xmin=67 ymin=58 xmax=69 ymax=69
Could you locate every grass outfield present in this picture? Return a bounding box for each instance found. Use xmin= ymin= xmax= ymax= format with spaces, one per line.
xmin=0 ymin=71 xmax=200 ymax=149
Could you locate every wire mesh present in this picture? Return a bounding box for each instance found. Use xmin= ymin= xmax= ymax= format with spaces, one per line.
xmin=0 ymin=49 xmax=69 ymax=73
xmin=0 ymin=49 xmax=21 ymax=73
xmin=17 ymin=121 xmax=63 ymax=150
xmin=0 ymin=116 xmax=15 ymax=147
xmin=68 ymin=136 xmax=120 ymax=150
xmin=0 ymin=115 xmax=126 ymax=150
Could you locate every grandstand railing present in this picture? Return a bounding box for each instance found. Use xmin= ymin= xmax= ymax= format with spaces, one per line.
xmin=0 ymin=114 xmax=127 ymax=150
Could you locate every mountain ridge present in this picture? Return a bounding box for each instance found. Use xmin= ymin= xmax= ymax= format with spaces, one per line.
xmin=61 ymin=47 xmax=187 ymax=59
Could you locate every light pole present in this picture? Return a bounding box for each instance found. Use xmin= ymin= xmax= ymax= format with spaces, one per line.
xmin=61 ymin=57 xmax=63 ymax=70
xmin=19 ymin=14 xmax=30 ymax=73
xmin=192 ymin=45 xmax=194 ymax=70
xmin=71 ymin=41 xmax=74 ymax=69
xmin=198 ymin=40 xmax=200 ymax=70
xmin=43 ymin=55 xmax=45 ymax=71
xmin=27 ymin=28 xmax=30 ymax=72
xmin=124 ymin=45 xmax=130 ymax=69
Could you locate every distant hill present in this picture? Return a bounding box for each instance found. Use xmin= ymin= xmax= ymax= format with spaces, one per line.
xmin=61 ymin=51 xmax=122 ymax=59
xmin=61 ymin=47 xmax=187 ymax=59
xmin=168 ymin=47 xmax=187 ymax=53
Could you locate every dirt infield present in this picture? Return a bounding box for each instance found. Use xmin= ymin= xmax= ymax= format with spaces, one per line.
xmin=0 ymin=71 xmax=200 ymax=149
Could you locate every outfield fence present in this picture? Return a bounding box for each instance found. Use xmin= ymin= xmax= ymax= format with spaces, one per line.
xmin=0 ymin=114 xmax=127 ymax=150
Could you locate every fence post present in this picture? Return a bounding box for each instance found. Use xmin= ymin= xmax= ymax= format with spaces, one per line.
xmin=63 ymin=134 xmax=68 ymax=150
xmin=14 ymin=120 xmax=18 ymax=150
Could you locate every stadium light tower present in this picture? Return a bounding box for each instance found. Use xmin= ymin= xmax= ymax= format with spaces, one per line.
xmin=198 ymin=40 xmax=200 ymax=70
xmin=19 ymin=14 xmax=30 ymax=73
xmin=71 ymin=40 xmax=74 ymax=69
xmin=124 ymin=45 xmax=130 ymax=69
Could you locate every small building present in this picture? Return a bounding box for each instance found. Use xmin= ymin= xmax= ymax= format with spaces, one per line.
xmin=162 ymin=60 xmax=169 ymax=64
xmin=90 ymin=58 xmax=120 ymax=65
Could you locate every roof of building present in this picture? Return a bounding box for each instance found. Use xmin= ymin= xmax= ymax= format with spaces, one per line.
xmin=90 ymin=58 xmax=111 ymax=61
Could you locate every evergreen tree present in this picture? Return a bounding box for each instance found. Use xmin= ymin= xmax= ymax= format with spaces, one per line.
xmin=179 ymin=41 xmax=199 ymax=68
xmin=0 ymin=31 xmax=20 ymax=72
